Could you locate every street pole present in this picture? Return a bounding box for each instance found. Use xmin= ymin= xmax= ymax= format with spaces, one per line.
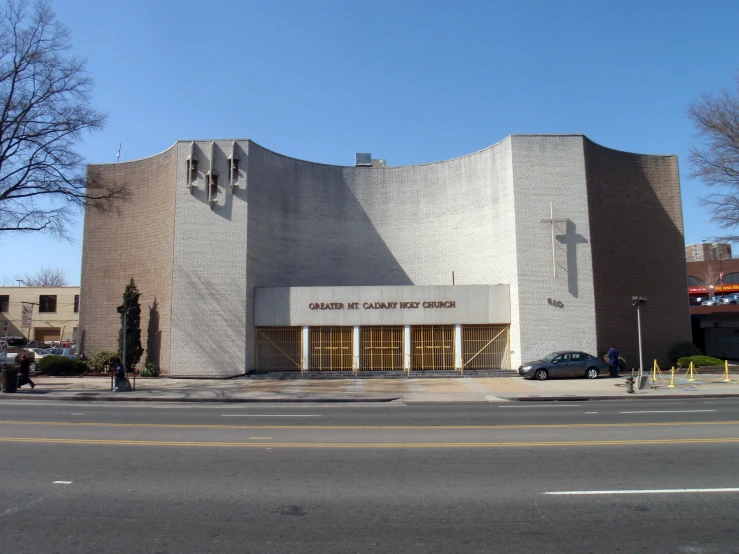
xmin=122 ymin=308 xmax=127 ymax=380
xmin=637 ymin=304 xmax=644 ymax=381
xmin=632 ymin=296 xmax=647 ymax=385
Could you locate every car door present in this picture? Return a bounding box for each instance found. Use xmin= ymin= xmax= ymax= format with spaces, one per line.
xmin=550 ymin=353 xmax=570 ymax=377
xmin=569 ymin=352 xmax=587 ymax=376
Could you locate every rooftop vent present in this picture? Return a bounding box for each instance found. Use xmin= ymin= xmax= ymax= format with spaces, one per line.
xmin=355 ymin=153 xmax=372 ymax=167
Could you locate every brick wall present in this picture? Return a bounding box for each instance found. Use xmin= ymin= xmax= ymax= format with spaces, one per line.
xmin=584 ymin=138 xmax=691 ymax=368
xmin=79 ymin=146 xmax=177 ymax=373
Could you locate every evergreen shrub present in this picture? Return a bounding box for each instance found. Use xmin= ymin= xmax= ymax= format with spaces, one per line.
xmin=88 ymin=351 xmax=121 ymax=373
xmin=669 ymin=342 xmax=702 ymax=364
xmin=677 ymin=355 xmax=725 ymax=368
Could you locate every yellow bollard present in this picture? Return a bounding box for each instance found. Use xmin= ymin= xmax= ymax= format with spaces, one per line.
xmin=688 ymin=361 xmax=696 ymax=382
xmin=724 ymin=360 xmax=732 ymax=383
xmin=668 ymin=366 xmax=676 ymax=388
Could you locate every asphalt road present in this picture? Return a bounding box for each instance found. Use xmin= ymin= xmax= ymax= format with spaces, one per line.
xmin=1 ymin=399 xmax=739 ymax=553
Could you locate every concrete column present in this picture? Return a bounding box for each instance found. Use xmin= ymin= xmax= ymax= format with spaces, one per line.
xmin=302 ymin=326 xmax=309 ymax=372
xmin=403 ymin=325 xmax=411 ymax=372
xmin=353 ymin=326 xmax=360 ymax=373
xmin=454 ymin=324 xmax=463 ymax=371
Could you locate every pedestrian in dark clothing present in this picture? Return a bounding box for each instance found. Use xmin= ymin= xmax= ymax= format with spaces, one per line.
xmin=112 ymin=363 xmax=127 ymax=392
xmin=607 ymin=345 xmax=619 ymax=378
xmin=17 ymin=354 xmax=35 ymax=389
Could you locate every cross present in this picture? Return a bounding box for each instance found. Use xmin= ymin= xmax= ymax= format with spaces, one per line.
xmin=539 ymin=202 xmax=567 ymax=278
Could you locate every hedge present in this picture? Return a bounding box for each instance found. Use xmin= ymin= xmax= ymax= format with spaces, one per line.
xmin=676 ymin=355 xmax=725 ymax=368
xmin=88 ymin=351 xmax=121 ymax=373
xmin=37 ymin=355 xmax=87 ymax=376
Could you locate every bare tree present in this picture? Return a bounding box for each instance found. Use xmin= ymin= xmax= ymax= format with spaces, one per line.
xmin=0 ymin=0 xmax=126 ymax=238
xmin=688 ymin=76 xmax=739 ymax=241
xmin=17 ymin=266 xmax=67 ymax=286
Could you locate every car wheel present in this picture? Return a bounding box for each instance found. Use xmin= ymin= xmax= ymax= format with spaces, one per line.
xmin=585 ymin=367 xmax=599 ymax=379
xmin=534 ymin=369 xmax=548 ymax=381
xmin=30 ymin=362 xmax=37 ymax=372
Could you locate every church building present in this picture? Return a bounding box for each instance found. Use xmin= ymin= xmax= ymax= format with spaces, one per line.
xmin=79 ymin=135 xmax=690 ymax=376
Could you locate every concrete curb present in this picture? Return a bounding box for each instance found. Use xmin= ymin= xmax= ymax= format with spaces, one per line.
xmin=0 ymin=393 xmax=403 ymax=403
xmin=513 ymin=394 xmax=739 ymax=401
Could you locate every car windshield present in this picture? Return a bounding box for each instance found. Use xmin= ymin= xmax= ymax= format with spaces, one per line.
xmin=542 ymin=352 xmax=561 ymax=362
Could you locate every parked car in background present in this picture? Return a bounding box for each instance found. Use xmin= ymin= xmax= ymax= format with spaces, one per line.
xmin=0 ymin=347 xmax=36 ymax=370
xmin=701 ymin=296 xmax=723 ymax=306
xmin=518 ymin=351 xmax=608 ymax=380
xmin=46 ymin=347 xmax=77 ymax=361
xmin=720 ymin=293 xmax=739 ymax=305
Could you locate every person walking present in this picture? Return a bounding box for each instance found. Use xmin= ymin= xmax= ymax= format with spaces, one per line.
xmin=17 ymin=354 xmax=35 ymax=389
xmin=607 ymin=345 xmax=619 ymax=378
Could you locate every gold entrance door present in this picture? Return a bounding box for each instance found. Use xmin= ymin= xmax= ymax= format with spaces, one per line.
xmin=462 ymin=324 xmax=510 ymax=369
xmin=360 ymin=326 xmax=403 ymax=370
xmin=309 ymin=327 xmax=353 ymax=371
xmin=255 ymin=327 xmax=302 ymax=372
xmin=412 ymin=325 xmax=454 ymax=370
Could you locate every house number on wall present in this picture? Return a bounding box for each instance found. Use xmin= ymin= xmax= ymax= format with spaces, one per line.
xmin=547 ymin=298 xmax=564 ymax=308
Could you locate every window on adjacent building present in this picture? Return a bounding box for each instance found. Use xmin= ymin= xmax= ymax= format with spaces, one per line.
xmin=687 ymin=276 xmax=705 ymax=286
xmin=74 ymin=295 xmax=79 ymax=313
xmin=39 ymin=295 xmax=57 ymax=313
xmin=722 ymin=273 xmax=739 ymax=285
xmin=0 ymin=295 xmax=8 ymax=312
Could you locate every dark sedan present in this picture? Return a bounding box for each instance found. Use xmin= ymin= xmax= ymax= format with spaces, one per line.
xmin=518 ymin=351 xmax=608 ymax=380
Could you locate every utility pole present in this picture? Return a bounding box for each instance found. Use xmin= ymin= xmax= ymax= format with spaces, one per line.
xmin=116 ymin=305 xmax=129 ymax=391
xmin=632 ymin=296 xmax=647 ymax=383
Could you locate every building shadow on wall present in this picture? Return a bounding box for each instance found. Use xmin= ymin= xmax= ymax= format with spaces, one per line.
xmin=245 ymin=144 xmax=413 ymax=302
xmin=172 ymin=271 xmax=246 ymax=376
xmin=556 ymin=220 xmax=588 ymax=298
xmin=146 ymin=298 xmax=161 ymax=368
xmin=78 ymin=329 xmax=87 ymax=358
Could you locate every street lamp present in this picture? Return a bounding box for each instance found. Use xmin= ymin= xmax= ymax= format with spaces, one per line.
xmin=115 ymin=305 xmax=134 ymax=391
xmin=632 ymin=296 xmax=647 ymax=382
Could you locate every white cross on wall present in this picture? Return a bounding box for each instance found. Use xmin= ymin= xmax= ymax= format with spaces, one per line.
xmin=539 ymin=202 xmax=567 ymax=278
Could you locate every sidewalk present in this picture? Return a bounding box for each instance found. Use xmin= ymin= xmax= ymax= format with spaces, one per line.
xmin=3 ymin=373 xmax=739 ymax=402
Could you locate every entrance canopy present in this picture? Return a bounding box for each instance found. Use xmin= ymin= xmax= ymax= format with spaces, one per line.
xmin=254 ymin=285 xmax=510 ymax=327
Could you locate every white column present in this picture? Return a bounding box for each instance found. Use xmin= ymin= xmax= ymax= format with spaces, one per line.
xmin=302 ymin=326 xmax=309 ymax=372
xmin=454 ymin=324 xmax=463 ymax=371
xmin=403 ymin=325 xmax=411 ymax=372
xmin=353 ymin=326 xmax=360 ymax=373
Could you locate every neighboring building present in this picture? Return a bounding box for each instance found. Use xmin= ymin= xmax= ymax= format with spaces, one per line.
xmin=0 ymin=286 xmax=80 ymax=343
xmin=79 ymin=134 xmax=691 ymax=377
xmin=687 ymin=259 xmax=739 ymax=359
xmin=686 ymin=242 xmax=732 ymax=262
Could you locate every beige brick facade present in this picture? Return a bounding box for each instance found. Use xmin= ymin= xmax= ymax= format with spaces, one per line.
xmin=79 ymin=135 xmax=690 ymax=376
xmin=79 ymin=146 xmax=176 ymax=373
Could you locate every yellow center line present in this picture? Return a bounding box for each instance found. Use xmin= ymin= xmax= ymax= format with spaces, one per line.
xmin=0 ymin=420 xmax=736 ymax=430
xmin=1 ymin=436 xmax=739 ymax=448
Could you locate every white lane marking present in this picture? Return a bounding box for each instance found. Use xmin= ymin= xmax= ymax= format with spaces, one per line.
xmin=248 ymin=437 xmax=273 ymax=440
xmin=70 ymin=413 xmax=84 ymax=416
xmin=498 ymin=405 xmax=580 ymax=408
xmin=544 ymin=488 xmax=739 ymax=495
xmin=53 ymin=481 xmax=72 ymax=484
xmin=585 ymin=412 xmax=599 ymax=414
xmin=220 ymin=414 xmax=321 ymax=417
xmin=619 ymin=410 xmax=717 ymax=414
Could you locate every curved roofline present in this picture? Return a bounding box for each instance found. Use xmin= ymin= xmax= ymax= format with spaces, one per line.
xmin=88 ymin=134 xmax=677 ymax=168
xmin=247 ymin=135 xmax=515 ymax=169
xmin=88 ymin=142 xmax=177 ymax=166
xmin=581 ymin=135 xmax=677 ymax=159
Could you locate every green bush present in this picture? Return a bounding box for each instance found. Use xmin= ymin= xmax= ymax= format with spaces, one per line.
xmin=88 ymin=351 xmax=121 ymax=373
xmin=38 ymin=355 xmax=75 ymax=375
xmin=669 ymin=342 xmax=702 ymax=364
xmin=140 ymin=361 xmax=160 ymax=378
xmin=72 ymin=360 xmax=89 ymax=375
xmin=677 ymin=355 xmax=725 ymax=368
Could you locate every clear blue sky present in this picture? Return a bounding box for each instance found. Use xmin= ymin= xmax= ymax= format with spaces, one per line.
xmin=2 ymin=0 xmax=738 ymax=285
